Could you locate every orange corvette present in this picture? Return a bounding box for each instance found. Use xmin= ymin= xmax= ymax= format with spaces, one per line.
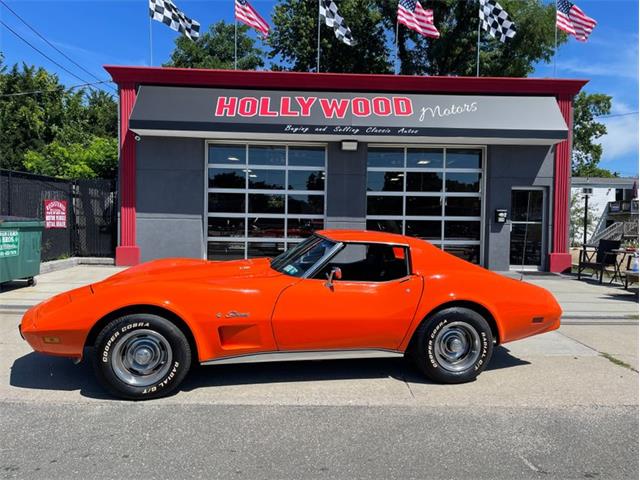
xmin=20 ymin=230 xmax=562 ymax=400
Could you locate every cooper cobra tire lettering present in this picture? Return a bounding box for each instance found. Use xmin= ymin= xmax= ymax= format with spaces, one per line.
xmin=92 ymin=314 xmax=192 ymax=400
xmin=411 ymin=307 xmax=494 ymax=385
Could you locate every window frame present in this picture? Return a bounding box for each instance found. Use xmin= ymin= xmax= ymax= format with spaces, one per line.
xmin=205 ymin=141 xmax=328 ymax=260
xmin=366 ymin=145 xmax=486 ymax=265
xmin=309 ymin=240 xmax=414 ymax=283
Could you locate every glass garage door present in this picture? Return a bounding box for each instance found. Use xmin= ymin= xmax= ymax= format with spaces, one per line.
xmin=366 ymin=146 xmax=483 ymax=264
xmin=207 ymin=143 xmax=326 ymax=260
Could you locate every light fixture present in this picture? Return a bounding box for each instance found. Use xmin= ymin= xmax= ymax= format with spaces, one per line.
xmin=228 ymin=156 xmax=240 ymax=161
xmin=341 ymin=140 xmax=358 ymax=151
xmin=417 ymin=160 xmax=430 ymax=165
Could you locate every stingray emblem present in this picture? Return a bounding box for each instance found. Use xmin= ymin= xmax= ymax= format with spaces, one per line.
xmin=216 ymin=311 xmax=250 ymax=318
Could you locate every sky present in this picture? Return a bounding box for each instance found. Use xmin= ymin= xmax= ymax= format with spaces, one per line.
xmin=1 ymin=0 xmax=638 ymax=177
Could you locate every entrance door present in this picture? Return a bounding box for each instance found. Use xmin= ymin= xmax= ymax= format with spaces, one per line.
xmin=510 ymin=189 xmax=545 ymax=270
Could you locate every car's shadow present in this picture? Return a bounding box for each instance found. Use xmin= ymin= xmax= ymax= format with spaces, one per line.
xmin=9 ymin=346 xmax=529 ymax=400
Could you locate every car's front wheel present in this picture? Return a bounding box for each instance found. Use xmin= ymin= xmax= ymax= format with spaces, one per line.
xmin=92 ymin=313 xmax=192 ymax=400
xmin=412 ymin=307 xmax=493 ymax=384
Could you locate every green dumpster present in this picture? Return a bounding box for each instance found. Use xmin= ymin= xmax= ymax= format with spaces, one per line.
xmin=0 ymin=217 xmax=45 ymax=286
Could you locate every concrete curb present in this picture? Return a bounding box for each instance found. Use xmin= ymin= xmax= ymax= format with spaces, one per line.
xmin=39 ymin=257 xmax=114 ymax=274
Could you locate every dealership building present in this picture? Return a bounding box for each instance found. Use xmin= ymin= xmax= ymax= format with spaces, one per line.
xmin=105 ymin=66 xmax=586 ymax=272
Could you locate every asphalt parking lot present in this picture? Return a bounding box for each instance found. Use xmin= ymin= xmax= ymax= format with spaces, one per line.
xmin=1 ymin=266 xmax=638 ymax=479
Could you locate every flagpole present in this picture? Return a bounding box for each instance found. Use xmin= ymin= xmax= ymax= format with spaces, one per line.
xmin=149 ymin=13 xmax=153 ymax=66
xmin=394 ymin=21 xmax=399 ymax=75
xmin=316 ymin=0 xmax=321 ymax=73
xmin=234 ymin=19 xmax=238 ymax=70
xmin=553 ymin=0 xmax=558 ymax=77
xmin=476 ymin=13 xmax=481 ymax=76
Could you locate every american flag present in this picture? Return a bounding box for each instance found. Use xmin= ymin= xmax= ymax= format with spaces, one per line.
xmin=556 ymin=0 xmax=597 ymax=42
xmin=235 ymin=0 xmax=270 ymax=37
xmin=397 ymin=0 xmax=439 ymax=39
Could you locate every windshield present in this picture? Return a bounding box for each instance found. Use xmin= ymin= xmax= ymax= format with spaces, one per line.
xmin=270 ymin=235 xmax=337 ymax=277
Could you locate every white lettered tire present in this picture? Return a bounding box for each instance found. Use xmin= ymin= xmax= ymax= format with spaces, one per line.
xmin=412 ymin=307 xmax=493 ymax=384
xmin=93 ymin=314 xmax=191 ymax=400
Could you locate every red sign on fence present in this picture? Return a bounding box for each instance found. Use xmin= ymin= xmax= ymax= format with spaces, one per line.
xmin=44 ymin=200 xmax=67 ymax=229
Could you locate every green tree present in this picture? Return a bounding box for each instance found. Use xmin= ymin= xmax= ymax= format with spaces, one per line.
xmin=572 ymin=91 xmax=614 ymax=177
xmin=23 ymin=136 xmax=118 ymax=179
xmin=0 ymin=62 xmax=118 ymax=177
xmin=0 ymin=64 xmax=66 ymax=170
xmin=380 ymin=0 xmax=565 ymax=76
xmin=165 ymin=21 xmax=264 ymax=70
xmin=269 ymin=0 xmax=391 ymax=73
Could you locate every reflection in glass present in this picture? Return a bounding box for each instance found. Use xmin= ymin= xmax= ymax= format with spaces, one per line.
xmin=288 ymin=170 xmax=325 ymax=191
xmin=444 ymin=221 xmax=481 ymax=240
xmin=446 ymin=149 xmax=482 ymax=169
xmin=510 ymin=224 xmax=542 ymax=266
xmin=248 ymin=145 xmax=285 ymax=165
xmin=406 ymin=148 xmax=444 ymax=168
xmin=366 ymin=219 xmax=402 ymax=234
xmin=288 ymin=194 xmax=324 ymax=214
xmin=288 ymin=218 xmax=324 ymax=238
xmin=288 ymin=146 xmax=325 ymax=167
xmin=367 ymin=171 xmax=403 ymax=191
xmin=208 ymin=218 xmax=244 ymax=237
xmin=444 ymin=245 xmax=481 ymax=264
xmin=208 ymin=241 xmax=245 ymax=260
xmin=248 ymin=169 xmax=286 ymax=190
xmin=208 ymin=193 xmax=245 ymax=213
xmin=406 ymin=196 xmax=441 ymax=216
xmin=406 ymin=220 xmax=441 ymax=240
xmin=511 ymin=190 xmax=543 ymax=222
xmin=248 ymin=194 xmax=285 ymax=213
xmin=208 ymin=145 xmax=245 ymax=165
xmin=445 ymin=197 xmax=481 ymax=217
xmin=247 ymin=242 xmax=285 ymax=258
xmin=445 ymin=172 xmax=481 ymax=192
xmin=248 ymin=217 xmax=285 ymax=237
xmin=209 ymin=168 xmax=245 ymax=189
xmin=367 ymin=148 xmax=404 ymax=168
xmin=367 ymin=196 xmax=402 ymax=215
xmin=407 ymin=172 xmax=443 ymax=192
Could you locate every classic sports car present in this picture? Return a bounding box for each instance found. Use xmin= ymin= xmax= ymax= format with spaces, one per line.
xmin=20 ymin=230 xmax=562 ymax=400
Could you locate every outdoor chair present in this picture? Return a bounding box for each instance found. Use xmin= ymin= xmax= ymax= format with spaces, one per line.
xmin=577 ymin=239 xmax=621 ymax=284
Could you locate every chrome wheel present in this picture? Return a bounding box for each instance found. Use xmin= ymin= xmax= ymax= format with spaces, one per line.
xmin=110 ymin=329 xmax=173 ymax=387
xmin=433 ymin=321 xmax=481 ymax=372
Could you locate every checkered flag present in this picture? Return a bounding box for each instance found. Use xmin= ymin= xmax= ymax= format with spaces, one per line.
xmin=149 ymin=0 xmax=200 ymax=41
xmin=319 ymin=0 xmax=355 ymax=46
xmin=479 ymin=0 xmax=516 ymax=43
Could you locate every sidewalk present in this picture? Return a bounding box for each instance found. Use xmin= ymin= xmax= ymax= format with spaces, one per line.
xmin=514 ymin=273 xmax=639 ymax=325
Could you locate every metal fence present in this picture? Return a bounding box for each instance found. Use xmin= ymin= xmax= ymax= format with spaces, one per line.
xmin=0 ymin=170 xmax=117 ymax=261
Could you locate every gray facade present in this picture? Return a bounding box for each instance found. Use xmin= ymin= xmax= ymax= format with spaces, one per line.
xmin=136 ymin=137 xmax=205 ymax=262
xmin=134 ymin=137 xmax=555 ymax=270
xmin=484 ymin=145 xmax=555 ymax=271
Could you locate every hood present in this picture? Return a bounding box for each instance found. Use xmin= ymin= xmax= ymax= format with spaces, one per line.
xmin=94 ymin=257 xmax=281 ymax=288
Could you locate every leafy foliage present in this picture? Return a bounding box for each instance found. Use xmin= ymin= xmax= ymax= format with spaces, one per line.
xmin=165 ymin=21 xmax=264 ymax=70
xmin=269 ymin=0 xmax=391 ymax=73
xmin=572 ymin=91 xmax=614 ymax=177
xmin=379 ymin=0 xmax=565 ymax=76
xmin=0 ymin=62 xmax=118 ymax=178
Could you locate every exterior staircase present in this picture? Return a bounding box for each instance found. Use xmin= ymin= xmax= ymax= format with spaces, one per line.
xmin=589 ymin=220 xmax=639 ymax=245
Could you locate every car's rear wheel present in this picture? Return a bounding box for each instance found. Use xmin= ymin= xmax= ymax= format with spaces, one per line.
xmin=412 ymin=307 xmax=493 ymax=384
xmin=92 ymin=314 xmax=191 ymax=400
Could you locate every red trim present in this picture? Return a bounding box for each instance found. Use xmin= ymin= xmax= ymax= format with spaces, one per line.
xmin=115 ymin=82 xmax=140 ymax=266
xmin=104 ymin=65 xmax=587 ymax=96
xmin=549 ymin=94 xmax=573 ymax=273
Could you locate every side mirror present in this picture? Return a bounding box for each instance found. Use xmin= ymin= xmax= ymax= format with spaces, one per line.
xmin=324 ymin=267 xmax=342 ymax=289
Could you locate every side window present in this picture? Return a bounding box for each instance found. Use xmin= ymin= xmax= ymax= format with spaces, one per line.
xmin=315 ymin=243 xmax=410 ymax=282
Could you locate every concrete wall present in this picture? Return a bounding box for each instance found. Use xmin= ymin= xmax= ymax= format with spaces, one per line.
xmin=136 ymin=137 xmax=205 ymax=262
xmin=484 ymin=145 xmax=555 ymax=271
xmin=325 ymin=142 xmax=367 ymax=230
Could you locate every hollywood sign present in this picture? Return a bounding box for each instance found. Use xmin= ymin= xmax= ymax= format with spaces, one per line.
xmin=214 ymin=96 xmax=414 ymax=119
